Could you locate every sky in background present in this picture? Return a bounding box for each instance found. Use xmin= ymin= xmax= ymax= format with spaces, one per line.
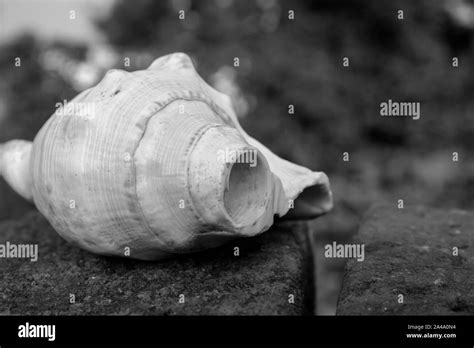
xmin=0 ymin=0 xmax=115 ymax=44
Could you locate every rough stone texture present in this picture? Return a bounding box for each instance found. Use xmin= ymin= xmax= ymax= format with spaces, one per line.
xmin=0 ymin=211 xmax=313 ymax=315
xmin=337 ymin=204 xmax=474 ymax=315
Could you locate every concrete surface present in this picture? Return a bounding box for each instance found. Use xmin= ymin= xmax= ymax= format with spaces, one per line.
xmin=337 ymin=204 xmax=474 ymax=315
xmin=0 ymin=211 xmax=313 ymax=315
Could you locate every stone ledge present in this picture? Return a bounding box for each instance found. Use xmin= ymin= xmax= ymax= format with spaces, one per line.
xmin=0 ymin=211 xmax=313 ymax=315
xmin=336 ymin=204 xmax=474 ymax=315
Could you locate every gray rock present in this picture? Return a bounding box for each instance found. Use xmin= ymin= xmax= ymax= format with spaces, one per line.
xmin=337 ymin=204 xmax=474 ymax=315
xmin=0 ymin=211 xmax=313 ymax=315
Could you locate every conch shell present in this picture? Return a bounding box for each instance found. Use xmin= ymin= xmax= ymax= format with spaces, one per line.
xmin=0 ymin=53 xmax=332 ymax=260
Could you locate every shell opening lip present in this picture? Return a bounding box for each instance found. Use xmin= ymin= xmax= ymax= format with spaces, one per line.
xmin=222 ymin=150 xmax=270 ymax=230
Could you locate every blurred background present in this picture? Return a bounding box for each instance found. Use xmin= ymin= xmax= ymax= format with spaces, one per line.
xmin=0 ymin=0 xmax=473 ymax=315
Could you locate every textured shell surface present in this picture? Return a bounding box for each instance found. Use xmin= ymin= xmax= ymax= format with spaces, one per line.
xmin=1 ymin=53 xmax=332 ymax=260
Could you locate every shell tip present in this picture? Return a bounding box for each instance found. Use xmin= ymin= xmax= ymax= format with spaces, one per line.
xmin=0 ymin=140 xmax=34 ymax=202
xmin=148 ymin=52 xmax=196 ymax=72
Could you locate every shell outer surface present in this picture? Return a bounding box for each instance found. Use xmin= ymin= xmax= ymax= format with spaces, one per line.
xmin=29 ymin=53 xmax=333 ymax=260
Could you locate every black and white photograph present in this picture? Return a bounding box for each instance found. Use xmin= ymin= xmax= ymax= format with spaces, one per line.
xmin=0 ymin=0 xmax=473 ymax=345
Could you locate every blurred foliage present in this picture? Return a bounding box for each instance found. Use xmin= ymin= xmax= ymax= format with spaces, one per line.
xmin=0 ymin=35 xmax=82 ymax=141
xmin=94 ymin=0 xmax=474 ymax=213
xmin=1 ymin=0 xmax=474 ymax=313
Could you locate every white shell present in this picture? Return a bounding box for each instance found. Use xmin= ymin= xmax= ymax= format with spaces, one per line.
xmin=0 ymin=53 xmax=332 ymax=260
